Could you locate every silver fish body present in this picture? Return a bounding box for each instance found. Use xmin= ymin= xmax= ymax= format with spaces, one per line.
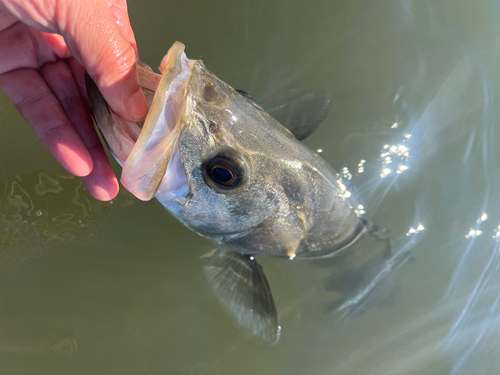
xmin=86 ymin=42 xmax=377 ymax=344
xmin=166 ymin=60 xmax=365 ymax=258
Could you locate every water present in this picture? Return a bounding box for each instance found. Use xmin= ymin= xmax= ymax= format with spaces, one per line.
xmin=1 ymin=0 xmax=499 ymax=373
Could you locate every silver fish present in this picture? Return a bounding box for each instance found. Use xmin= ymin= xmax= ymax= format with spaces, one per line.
xmin=86 ymin=41 xmax=385 ymax=344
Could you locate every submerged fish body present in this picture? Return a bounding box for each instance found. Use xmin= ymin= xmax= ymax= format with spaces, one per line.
xmin=86 ymin=42 xmax=376 ymax=344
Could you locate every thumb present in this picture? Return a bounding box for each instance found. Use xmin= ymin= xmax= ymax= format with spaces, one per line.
xmin=58 ymin=0 xmax=148 ymax=122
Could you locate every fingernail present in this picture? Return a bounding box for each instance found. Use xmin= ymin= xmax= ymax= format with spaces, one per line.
xmin=126 ymin=89 xmax=148 ymax=121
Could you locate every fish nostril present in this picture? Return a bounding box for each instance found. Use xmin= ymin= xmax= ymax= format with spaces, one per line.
xmin=208 ymin=122 xmax=217 ymax=133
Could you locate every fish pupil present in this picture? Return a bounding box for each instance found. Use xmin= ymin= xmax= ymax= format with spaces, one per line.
xmin=203 ymin=150 xmax=246 ymax=191
xmin=211 ymin=166 xmax=233 ymax=184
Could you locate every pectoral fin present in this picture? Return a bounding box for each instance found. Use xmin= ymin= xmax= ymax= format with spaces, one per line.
xmin=266 ymin=90 xmax=331 ymax=140
xmin=202 ymin=251 xmax=280 ymax=345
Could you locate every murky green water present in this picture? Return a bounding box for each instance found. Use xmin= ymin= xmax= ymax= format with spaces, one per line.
xmin=2 ymin=0 xmax=500 ymax=373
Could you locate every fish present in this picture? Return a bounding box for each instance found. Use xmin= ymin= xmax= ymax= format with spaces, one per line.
xmin=85 ymin=41 xmax=387 ymax=345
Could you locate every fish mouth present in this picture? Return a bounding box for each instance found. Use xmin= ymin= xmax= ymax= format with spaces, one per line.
xmin=120 ymin=42 xmax=195 ymax=202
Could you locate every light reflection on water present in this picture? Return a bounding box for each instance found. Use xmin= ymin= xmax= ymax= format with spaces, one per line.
xmin=1 ymin=0 xmax=500 ymax=374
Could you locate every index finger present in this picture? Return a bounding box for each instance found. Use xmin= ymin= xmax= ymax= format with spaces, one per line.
xmin=106 ymin=0 xmax=138 ymax=55
xmin=58 ymin=0 xmax=148 ymax=123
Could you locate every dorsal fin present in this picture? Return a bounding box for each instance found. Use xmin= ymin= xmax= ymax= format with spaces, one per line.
xmin=237 ymin=89 xmax=331 ymax=140
xmin=236 ymin=89 xmax=263 ymax=109
xmin=265 ymin=90 xmax=331 ymax=140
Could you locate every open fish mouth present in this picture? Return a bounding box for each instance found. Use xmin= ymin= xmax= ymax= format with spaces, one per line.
xmin=87 ymin=42 xmax=195 ymax=202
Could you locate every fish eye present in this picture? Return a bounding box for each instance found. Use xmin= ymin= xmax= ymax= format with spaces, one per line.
xmin=203 ymin=151 xmax=246 ymax=191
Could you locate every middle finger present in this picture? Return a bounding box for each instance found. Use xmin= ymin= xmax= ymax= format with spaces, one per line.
xmin=41 ymin=59 xmax=119 ymax=201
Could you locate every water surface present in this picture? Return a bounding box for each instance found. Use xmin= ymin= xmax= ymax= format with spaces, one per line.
xmin=1 ymin=0 xmax=500 ymax=374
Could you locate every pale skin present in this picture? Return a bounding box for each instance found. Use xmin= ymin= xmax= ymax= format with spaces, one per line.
xmin=0 ymin=0 xmax=148 ymax=200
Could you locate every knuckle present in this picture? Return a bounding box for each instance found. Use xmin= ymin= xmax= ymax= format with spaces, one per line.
xmin=15 ymin=89 xmax=54 ymax=112
xmin=0 ymin=24 xmax=38 ymax=74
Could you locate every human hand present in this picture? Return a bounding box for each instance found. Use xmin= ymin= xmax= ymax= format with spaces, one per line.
xmin=0 ymin=0 xmax=148 ymax=200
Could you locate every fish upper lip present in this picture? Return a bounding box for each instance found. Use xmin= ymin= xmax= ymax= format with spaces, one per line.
xmin=120 ymin=45 xmax=197 ymax=201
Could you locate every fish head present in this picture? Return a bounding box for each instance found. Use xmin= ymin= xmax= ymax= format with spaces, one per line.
xmin=158 ymin=55 xmax=313 ymax=256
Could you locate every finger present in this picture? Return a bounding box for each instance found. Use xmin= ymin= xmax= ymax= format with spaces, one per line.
xmin=80 ymin=146 xmax=119 ymax=201
xmin=41 ymin=60 xmax=119 ymax=201
xmin=0 ymin=22 xmax=69 ymax=75
xmin=0 ymin=9 xmax=17 ymax=31
xmin=57 ymin=0 xmax=148 ymax=122
xmin=67 ymin=58 xmax=121 ymax=201
xmin=106 ymin=0 xmax=138 ymax=56
xmin=0 ymin=67 xmax=93 ymax=177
